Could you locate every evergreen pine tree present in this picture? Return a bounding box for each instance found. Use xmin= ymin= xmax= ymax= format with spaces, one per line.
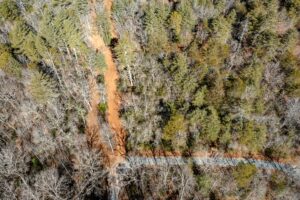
xmin=29 ymin=72 xmax=58 ymax=104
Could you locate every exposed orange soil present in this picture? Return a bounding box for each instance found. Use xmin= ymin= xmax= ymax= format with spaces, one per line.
xmin=85 ymin=0 xmax=111 ymax=164
xmin=86 ymin=75 xmax=101 ymax=145
xmin=88 ymin=0 xmax=126 ymax=166
xmin=101 ymin=0 xmax=126 ymax=158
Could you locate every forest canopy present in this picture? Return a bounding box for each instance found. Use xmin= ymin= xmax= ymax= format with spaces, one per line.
xmin=0 ymin=0 xmax=299 ymax=199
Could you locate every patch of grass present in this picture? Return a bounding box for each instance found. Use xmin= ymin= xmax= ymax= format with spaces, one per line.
xmin=31 ymin=157 xmax=43 ymax=172
xmin=97 ymin=102 xmax=107 ymax=118
xmin=233 ymin=163 xmax=257 ymax=189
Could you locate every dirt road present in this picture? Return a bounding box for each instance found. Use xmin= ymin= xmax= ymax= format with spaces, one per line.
xmin=87 ymin=0 xmax=125 ymax=168
xmin=85 ymin=0 xmax=111 ymax=164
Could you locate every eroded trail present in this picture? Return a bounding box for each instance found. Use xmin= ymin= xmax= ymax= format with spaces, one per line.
xmin=87 ymin=0 xmax=125 ymax=168
xmin=102 ymin=0 xmax=126 ymax=158
xmin=85 ymin=1 xmax=111 ymax=164
xmin=86 ymin=75 xmax=104 ymax=150
xmin=87 ymin=2 xmax=126 ymax=199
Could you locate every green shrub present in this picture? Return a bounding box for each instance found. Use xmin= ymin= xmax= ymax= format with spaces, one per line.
xmin=144 ymin=3 xmax=170 ymax=54
xmin=97 ymin=102 xmax=107 ymax=118
xmin=196 ymin=174 xmax=212 ymax=196
xmin=162 ymin=113 xmax=187 ymax=150
xmin=169 ymin=11 xmax=182 ymax=40
xmin=233 ymin=163 xmax=257 ymax=188
xmin=192 ymin=87 xmax=207 ymax=107
xmin=29 ymin=72 xmax=58 ymax=104
xmin=239 ymin=120 xmax=267 ymax=152
xmin=0 ymin=51 xmax=22 ymax=77
xmin=0 ymin=0 xmax=20 ymax=21
xmin=270 ymin=172 xmax=287 ymax=194
xmin=225 ymin=74 xmax=246 ymax=99
xmin=265 ymin=144 xmax=291 ymax=159
xmin=31 ymin=156 xmax=43 ymax=171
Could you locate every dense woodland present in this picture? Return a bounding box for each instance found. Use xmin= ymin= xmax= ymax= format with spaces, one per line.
xmin=114 ymin=0 xmax=300 ymax=157
xmin=0 ymin=0 xmax=300 ymax=199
